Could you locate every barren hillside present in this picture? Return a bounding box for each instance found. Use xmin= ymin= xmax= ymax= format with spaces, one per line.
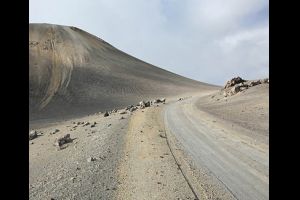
xmin=29 ymin=23 xmax=218 ymax=121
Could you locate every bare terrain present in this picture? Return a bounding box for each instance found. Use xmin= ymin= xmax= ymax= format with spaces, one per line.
xmin=164 ymin=86 xmax=269 ymax=200
xmin=29 ymin=23 xmax=216 ymax=123
xmin=29 ymin=24 xmax=269 ymax=200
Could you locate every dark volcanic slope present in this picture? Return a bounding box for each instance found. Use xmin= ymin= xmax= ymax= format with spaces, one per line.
xmin=29 ymin=23 xmax=218 ymax=121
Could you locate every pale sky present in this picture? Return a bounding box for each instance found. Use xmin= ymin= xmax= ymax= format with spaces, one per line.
xmin=29 ymin=0 xmax=269 ymax=85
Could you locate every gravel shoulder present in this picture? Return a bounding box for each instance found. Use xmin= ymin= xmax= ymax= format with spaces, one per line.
xmin=116 ymin=106 xmax=196 ymax=200
xmin=29 ymin=102 xmax=197 ymax=200
xmin=29 ymin=111 xmax=130 ymax=200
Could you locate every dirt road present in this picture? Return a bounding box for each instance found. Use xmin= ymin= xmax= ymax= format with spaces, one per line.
xmin=29 ymin=90 xmax=268 ymax=199
xmin=164 ymin=94 xmax=269 ymax=200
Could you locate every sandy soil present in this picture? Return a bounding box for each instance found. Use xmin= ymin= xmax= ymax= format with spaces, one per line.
xmin=29 ymin=111 xmax=130 ymax=199
xmin=196 ymin=84 xmax=269 ymax=145
xmin=29 ymin=103 xmax=198 ymax=199
xmin=163 ymin=85 xmax=269 ymax=200
xmin=29 ymin=84 xmax=269 ymax=200
xmin=116 ymin=106 xmax=196 ymax=200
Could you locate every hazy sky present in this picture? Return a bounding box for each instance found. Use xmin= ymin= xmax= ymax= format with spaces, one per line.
xmin=29 ymin=0 xmax=269 ymax=85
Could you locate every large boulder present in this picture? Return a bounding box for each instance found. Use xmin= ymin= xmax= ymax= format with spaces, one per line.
xmin=55 ymin=134 xmax=72 ymax=148
xmin=139 ymin=101 xmax=146 ymax=109
xmin=29 ymin=130 xmax=38 ymax=140
xmin=129 ymin=107 xmax=137 ymax=112
xmin=104 ymin=111 xmax=109 ymax=117
xmin=125 ymin=105 xmax=134 ymax=110
xmin=145 ymin=101 xmax=151 ymax=107
xmin=261 ymin=78 xmax=269 ymax=84
xmin=249 ymin=80 xmax=261 ymax=87
xmin=153 ymin=98 xmax=166 ymax=104
xmin=224 ymin=77 xmax=246 ymax=89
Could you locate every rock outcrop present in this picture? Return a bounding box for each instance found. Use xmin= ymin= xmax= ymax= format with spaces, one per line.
xmin=222 ymin=77 xmax=269 ymax=96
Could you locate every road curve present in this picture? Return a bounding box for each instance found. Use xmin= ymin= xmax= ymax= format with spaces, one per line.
xmin=163 ymin=94 xmax=269 ymax=200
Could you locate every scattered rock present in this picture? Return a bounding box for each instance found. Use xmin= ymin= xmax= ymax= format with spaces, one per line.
xmin=231 ymin=85 xmax=241 ymax=94
xmin=153 ymin=99 xmax=159 ymax=104
xmin=145 ymin=101 xmax=151 ymax=107
xmin=262 ymin=78 xmax=269 ymax=83
xmin=153 ymin=98 xmax=166 ymax=103
xmin=249 ymin=80 xmax=261 ymax=87
xmin=55 ymin=134 xmax=72 ymax=148
xmin=125 ymin=105 xmax=134 ymax=110
xmin=29 ymin=130 xmax=38 ymax=140
xmin=119 ymin=111 xmax=127 ymax=114
xmin=104 ymin=111 xmax=109 ymax=117
xmin=112 ymin=109 xmax=118 ymax=113
xmin=139 ymin=101 xmax=146 ymax=109
xmin=83 ymin=122 xmax=90 ymax=126
xmin=159 ymin=134 xmax=166 ymax=138
xmin=50 ymin=129 xmax=60 ymax=135
xmin=87 ymin=157 xmax=96 ymax=162
xmin=120 ymin=116 xmax=125 ymax=120
xmin=178 ymin=98 xmax=183 ymax=101
xmin=108 ymin=124 xmax=112 ymax=127
xmin=129 ymin=107 xmax=137 ymax=112
xmin=222 ymin=77 xmax=268 ymax=96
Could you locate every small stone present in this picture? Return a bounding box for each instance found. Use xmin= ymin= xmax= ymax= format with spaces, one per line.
xmin=129 ymin=107 xmax=137 ymax=112
xmin=50 ymin=129 xmax=60 ymax=135
xmin=125 ymin=105 xmax=134 ymax=110
xmin=83 ymin=122 xmax=90 ymax=126
xmin=104 ymin=111 xmax=109 ymax=117
xmin=87 ymin=157 xmax=96 ymax=162
xmin=145 ymin=101 xmax=151 ymax=107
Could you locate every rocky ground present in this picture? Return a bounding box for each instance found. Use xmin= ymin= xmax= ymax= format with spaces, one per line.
xmin=197 ymin=78 xmax=269 ymax=145
xmin=29 ymin=99 xmax=197 ymax=200
xmin=29 ymin=110 xmax=130 ymax=199
xmin=29 ymin=77 xmax=269 ymax=200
